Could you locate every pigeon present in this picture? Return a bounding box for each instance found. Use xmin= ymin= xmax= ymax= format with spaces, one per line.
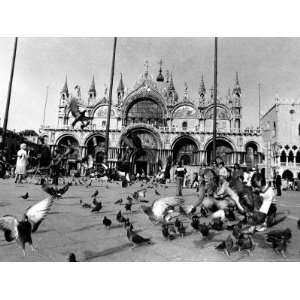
xmin=141 ymin=197 xmax=182 ymax=223
xmin=103 ymin=216 xmax=112 ymax=228
xmin=162 ymin=224 xmax=176 ymax=240
xmin=126 ymin=227 xmax=152 ymax=248
xmin=127 ymin=196 xmax=133 ymax=204
xmin=155 ymin=189 xmax=160 ymax=196
xmin=210 ymin=218 xmax=223 ymax=231
xmin=69 ymin=97 xmax=91 ymax=128
xmin=80 ymin=199 xmax=91 ymax=209
xmin=91 ymin=190 xmax=99 ymax=198
xmin=176 ymin=221 xmax=186 ymax=237
xmin=266 ymin=228 xmax=292 ymax=243
xmin=215 ymin=235 xmax=234 ymax=256
xmin=237 ymin=234 xmax=255 ymax=255
xmin=114 ymin=198 xmax=123 ymax=205
xmin=91 ymin=201 xmax=102 ymax=212
xmin=116 ymin=211 xmax=126 ymax=223
xmin=68 ymin=253 xmax=77 ymax=262
xmin=199 ymin=223 xmax=210 ymax=238
xmin=0 ymin=196 xmax=55 ymax=255
xmin=124 ymin=218 xmax=133 ymax=230
xmin=20 ymin=192 xmax=29 ymax=200
xmin=174 ymin=218 xmax=181 ymax=228
xmin=225 ymin=207 xmax=236 ymax=221
xmin=125 ymin=202 xmax=132 ymax=212
xmin=42 ymin=183 xmax=70 ymax=197
xmin=191 ymin=215 xmax=201 ymax=231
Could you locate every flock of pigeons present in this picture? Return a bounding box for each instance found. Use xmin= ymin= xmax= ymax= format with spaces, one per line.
xmin=0 ymin=178 xmax=300 ymax=261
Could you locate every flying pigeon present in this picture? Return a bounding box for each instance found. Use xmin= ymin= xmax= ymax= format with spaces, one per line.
xmin=0 ymin=196 xmax=55 ymax=255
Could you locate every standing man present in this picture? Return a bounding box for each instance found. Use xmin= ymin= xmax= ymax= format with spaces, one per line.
xmin=275 ymin=171 xmax=282 ymax=196
xmin=175 ymin=161 xmax=186 ymax=196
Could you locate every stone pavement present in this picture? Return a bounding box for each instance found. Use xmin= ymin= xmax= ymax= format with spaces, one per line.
xmin=0 ymin=178 xmax=300 ymax=262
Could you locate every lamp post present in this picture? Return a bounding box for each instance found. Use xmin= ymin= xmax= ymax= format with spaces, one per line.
xmin=1 ymin=37 xmax=18 ymax=154
xmin=212 ymin=37 xmax=218 ymax=163
xmin=104 ymin=37 xmax=117 ymax=164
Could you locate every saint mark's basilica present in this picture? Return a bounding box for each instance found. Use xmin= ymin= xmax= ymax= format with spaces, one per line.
xmin=40 ymin=61 xmax=263 ymax=175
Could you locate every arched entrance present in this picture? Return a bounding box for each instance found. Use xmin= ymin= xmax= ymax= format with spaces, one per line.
xmin=172 ymin=136 xmax=198 ymax=165
xmin=282 ymin=169 xmax=294 ymax=181
xmin=56 ymin=135 xmax=80 ymax=173
xmin=85 ymin=134 xmax=106 ymax=164
xmin=205 ymin=138 xmax=234 ymax=165
xmin=119 ymin=126 xmax=161 ymax=175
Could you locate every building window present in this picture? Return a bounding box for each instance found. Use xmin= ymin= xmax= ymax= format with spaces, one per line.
xmin=280 ymin=151 xmax=287 ymax=163
xmin=182 ymin=121 xmax=187 ymax=130
xmin=288 ymin=150 xmax=294 ymax=162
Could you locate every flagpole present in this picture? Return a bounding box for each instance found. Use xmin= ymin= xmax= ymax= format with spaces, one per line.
xmin=212 ymin=37 xmax=218 ymax=163
xmin=258 ymin=83 xmax=261 ymax=128
xmin=104 ymin=37 xmax=117 ymax=164
xmin=1 ymin=37 xmax=18 ymax=153
xmin=42 ymin=86 xmax=49 ymax=127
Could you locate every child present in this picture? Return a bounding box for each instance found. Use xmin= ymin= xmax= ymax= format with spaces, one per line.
xmin=251 ymin=173 xmax=277 ymax=232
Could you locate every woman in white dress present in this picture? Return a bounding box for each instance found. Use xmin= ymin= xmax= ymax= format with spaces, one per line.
xmin=15 ymin=143 xmax=28 ymax=184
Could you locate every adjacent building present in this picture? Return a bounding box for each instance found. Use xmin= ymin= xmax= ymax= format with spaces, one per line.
xmin=261 ymin=97 xmax=300 ymax=180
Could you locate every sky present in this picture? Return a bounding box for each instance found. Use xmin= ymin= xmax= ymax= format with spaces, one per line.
xmin=1 ymin=37 xmax=300 ymax=132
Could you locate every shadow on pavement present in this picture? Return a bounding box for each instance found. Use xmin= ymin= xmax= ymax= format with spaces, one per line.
xmin=72 ymin=224 xmax=99 ymax=232
xmin=83 ymin=243 xmax=132 ymax=260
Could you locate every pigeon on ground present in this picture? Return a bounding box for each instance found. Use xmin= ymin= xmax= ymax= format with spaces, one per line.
xmin=114 ymin=198 xmax=123 ymax=205
xmin=199 ymin=223 xmax=210 ymax=238
xmin=91 ymin=201 xmax=102 ymax=212
xmin=191 ymin=215 xmax=201 ymax=231
xmin=103 ymin=216 xmax=112 ymax=228
xmin=91 ymin=190 xmax=99 ymax=198
xmin=0 ymin=196 xmax=55 ymax=255
xmin=155 ymin=189 xmax=160 ymax=196
xmin=215 ymin=235 xmax=234 ymax=256
xmin=210 ymin=217 xmax=223 ymax=231
xmin=80 ymin=199 xmax=91 ymax=209
xmin=176 ymin=221 xmax=186 ymax=237
xmin=126 ymin=227 xmax=152 ymax=248
xmin=125 ymin=202 xmax=132 ymax=212
xmin=297 ymin=219 xmax=300 ymax=230
xmin=237 ymin=234 xmax=255 ymax=255
xmin=116 ymin=211 xmax=126 ymax=223
xmin=20 ymin=192 xmax=29 ymax=200
xmin=68 ymin=253 xmax=77 ymax=262
xmin=127 ymin=196 xmax=133 ymax=204
xmin=162 ymin=224 xmax=176 ymax=240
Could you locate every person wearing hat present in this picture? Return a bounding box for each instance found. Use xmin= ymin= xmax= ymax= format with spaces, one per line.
xmin=15 ymin=143 xmax=29 ymax=184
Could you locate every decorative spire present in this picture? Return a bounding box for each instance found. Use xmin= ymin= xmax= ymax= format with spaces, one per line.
xmin=89 ymin=76 xmax=96 ymax=92
xmin=144 ymin=60 xmax=150 ymax=78
xmin=169 ymin=72 xmax=175 ymax=90
xmin=199 ymin=74 xmax=206 ymax=98
xmin=61 ymin=76 xmax=69 ymax=97
xmin=117 ymin=73 xmax=125 ymax=104
xmin=156 ymin=58 xmax=164 ymax=82
xmin=183 ymin=82 xmax=189 ymax=100
xmin=233 ymin=72 xmax=241 ymax=97
xmin=165 ymin=70 xmax=170 ymax=83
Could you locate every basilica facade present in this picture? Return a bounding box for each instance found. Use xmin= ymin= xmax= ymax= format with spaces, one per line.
xmin=40 ymin=63 xmax=263 ymax=175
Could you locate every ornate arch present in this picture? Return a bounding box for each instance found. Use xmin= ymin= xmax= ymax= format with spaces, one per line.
xmin=55 ymin=133 xmax=79 ymax=146
xmin=121 ymin=85 xmax=168 ymax=117
xmin=245 ymin=140 xmax=261 ymax=152
xmin=171 ymin=102 xmax=199 ymax=119
xmin=91 ymin=103 xmax=118 ymax=119
xmin=171 ymin=134 xmax=200 ymax=150
xmin=204 ymin=136 xmax=236 ymax=152
xmin=84 ymin=132 xmax=106 ymax=146
xmin=203 ymin=103 xmax=233 ymax=120
xmin=118 ymin=123 xmax=163 ymax=149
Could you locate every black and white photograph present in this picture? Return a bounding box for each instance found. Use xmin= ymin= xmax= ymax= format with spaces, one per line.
xmin=1 ymin=36 xmax=300 ymax=263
